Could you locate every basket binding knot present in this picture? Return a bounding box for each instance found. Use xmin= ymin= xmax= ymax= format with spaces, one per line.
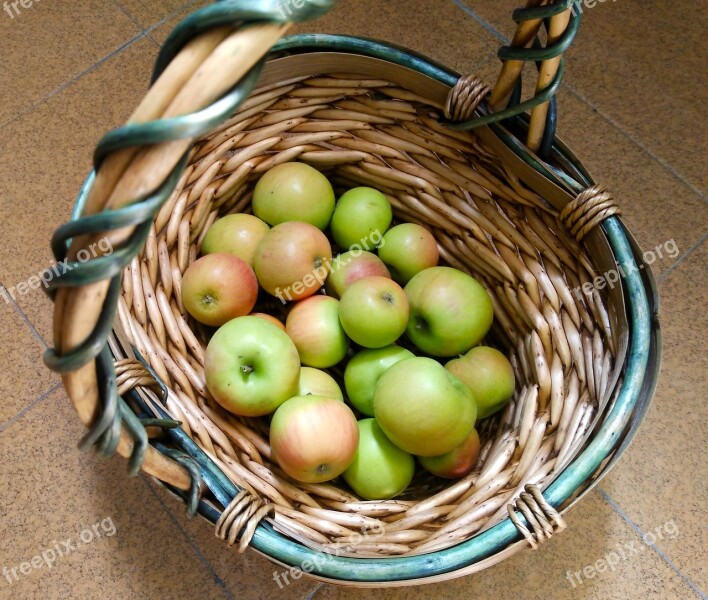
xmin=560 ymin=185 xmax=621 ymax=243
xmin=444 ymin=74 xmax=492 ymax=123
xmin=216 ymin=490 xmax=275 ymax=553
xmin=507 ymin=484 xmax=567 ymax=550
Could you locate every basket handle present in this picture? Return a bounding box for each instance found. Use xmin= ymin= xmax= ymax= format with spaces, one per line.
xmin=45 ymin=1 xmax=336 ymax=493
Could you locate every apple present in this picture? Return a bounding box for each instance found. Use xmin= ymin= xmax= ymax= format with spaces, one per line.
xmin=252 ymin=162 xmax=335 ymax=230
xmin=445 ymin=346 xmax=515 ymax=419
xmin=419 ymin=428 xmax=481 ymax=479
xmin=248 ymin=312 xmax=286 ymax=331
xmin=270 ymin=395 xmax=359 ymax=483
xmin=373 ymin=357 xmax=477 ymax=456
xmin=338 ymin=276 xmax=409 ymax=348
xmin=205 ymin=316 xmax=301 ymax=416
xmin=181 ymin=253 xmax=258 ymax=327
xmin=325 ymin=250 xmax=390 ymax=298
xmin=378 ymin=223 xmax=439 ymax=284
xmin=298 ymin=367 xmax=343 ymax=402
xmin=343 ymin=419 xmax=415 ymax=500
xmin=330 ymin=187 xmax=392 ymax=250
xmin=343 ymin=345 xmax=414 ymax=416
xmin=286 ymin=295 xmax=349 ymax=368
xmin=253 ymin=221 xmax=332 ymax=302
xmin=405 ymin=266 xmax=493 ymax=357
xmin=201 ymin=214 xmax=270 ymax=267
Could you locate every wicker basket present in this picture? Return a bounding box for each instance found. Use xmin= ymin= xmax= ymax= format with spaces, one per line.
xmin=46 ymin=0 xmax=660 ymax=587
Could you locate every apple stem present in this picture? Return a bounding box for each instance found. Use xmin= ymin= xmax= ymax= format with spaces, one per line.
xmin=241 ymin=365 xmax=254 ymax=374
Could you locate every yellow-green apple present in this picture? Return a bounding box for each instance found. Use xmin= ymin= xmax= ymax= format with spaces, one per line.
xmin=270 ymin=395 xmax=359 ymax=483
xmin=343 ymin=345 xmax=414 ymax=416
xmin=405 ymin=266 xmax=493 ymax=356
xmin=343 ymin=419 xmax=415 ymax=500
xmin=298 ymin=367 xmax=343 ymax=402
xmin=378 ymin=223 xmax=439 ymax=284
xmin=181 ymin=254 xmax=258 ymax=327
xmin=248 ymin=312 xmax=286 ymax=331
xmin=253 ymin=221 xmax=332 ymax=302
xmin=373 ymin=357 xmax=477 ymax=456
xmin=330 ymin=187 xmax=392 ymax=250
xmin=338 ymin=276 xmax=409 ymax=348
xmin=419 ymin=428 xmax=481 ymax=479
xmin=201 ymin=214 xmax=270 ymax=267
xmin=286 ymin=295 xmax=349 ymax=368
xmin=252 ymin=162 xmax=335 ymax=230
xmin=445 ymin=346 xmax=515 ymax=419
xmin=325 ymin=250 xmax=390 ymax=298
xmin=205 ymin=316 xmax=300 ymax=416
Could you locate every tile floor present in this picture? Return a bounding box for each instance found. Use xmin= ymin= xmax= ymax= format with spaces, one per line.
xmin=0 ymin=1 xmax=705 ymax=599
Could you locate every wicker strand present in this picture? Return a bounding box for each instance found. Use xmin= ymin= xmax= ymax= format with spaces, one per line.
xmin=216 ymin=490 xmax=275 ymax=553
xmin=560 ymin=185 xmax=621 ymax=243
xmin=507 ymin=484 xmax=567 ymax=549
xmin=444 ymin=75 xmax=491 ymax=123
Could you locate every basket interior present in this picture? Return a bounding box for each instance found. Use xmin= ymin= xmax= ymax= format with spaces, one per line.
xmin=114 ymin=66 xmax=622 ymax=559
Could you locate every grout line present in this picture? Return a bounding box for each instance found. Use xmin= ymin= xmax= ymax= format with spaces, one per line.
xmin=450 ymin=0 xmax=508 ymax=43
xmin=656 ymin=233 xmax=706 ymax=285
xmin=304 ymin=582 xmax=324 ymax=600
xmin=563 ymin=86 xmax=706 ymax=200
xmin=596 ymin=487 xmax=708 ymax=599
xmin=0 ymin=285 xmax=48 ymax=348
xmin=143 ymin=477 xmax=236 ymax=600
xmin=0 ymin=382 xmax=62 ymax=434
xmin=0 ymin=32 xmax=148 ymax=133
xmin=110 ymin=0 xmax=160 ymax=48
xmin=448 ymin=0 xmax=706 ymax=200
xmin=0 ymin=0 xmax=201 ymax=133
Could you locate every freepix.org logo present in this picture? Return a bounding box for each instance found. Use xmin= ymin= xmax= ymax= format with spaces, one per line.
xmin=274 ymin=229 xmax=384 ymax=303
xmin=3 ymin=0 xmax=41 ymax=19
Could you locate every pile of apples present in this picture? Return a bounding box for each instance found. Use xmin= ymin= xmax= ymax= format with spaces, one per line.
xmin=181 ymin=162 xmax=515 ymax=500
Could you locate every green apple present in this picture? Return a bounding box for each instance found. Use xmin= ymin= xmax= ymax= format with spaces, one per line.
xmin=286 ymin=295 xmax=349 ymax=368
xmin=325 ymin=250 xmax=390 ymax=298
xmin=270 ymin=395 xmax=359 ymax=483
xmin=445 ymin=346 xmax=515 ymax=419
xmin=378 ymin=223 xmax=439 ymax=284
xmin=405 ymin=266 xmax=493 ymax=357
xmin=181 ymin=253 xmax=258 ymax=327
xmin=343 ymin=419 xmax=415 ymax=500
xmin=298 ymin=367 xmax=343 ymax=402
xmin=205 ymin=316 xmax=301 ymax=416
xmin=374 ymin=357 xmax=477 ymax=456
xmin=419 ymin=428 xmax=481 ymax=479
xmin=343 ymin=345 xmax=414 ymax=416
xmin=330 ymin=187 xmax=392 ymax=250
xmin=201 ymin=214 xmax=270 ymax=267
xmin=339 ymin=276 xmax=408 ymax=348
xmin=252 ymin=162 xmax=335 ymax=230
xmin=253 ymin=221 xmax=332 ymax=301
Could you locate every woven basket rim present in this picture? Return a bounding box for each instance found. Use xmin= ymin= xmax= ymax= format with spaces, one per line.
xmin=72 ymin=42 xmax=657 ymax=584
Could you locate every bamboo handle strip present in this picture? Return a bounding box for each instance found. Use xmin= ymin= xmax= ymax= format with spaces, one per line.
xmin=54 ymin=23 xmax=291 ymax=491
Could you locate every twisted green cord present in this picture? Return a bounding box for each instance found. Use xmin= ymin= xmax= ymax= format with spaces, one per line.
xmin=42 ymin=0 xmax=335 ymax=503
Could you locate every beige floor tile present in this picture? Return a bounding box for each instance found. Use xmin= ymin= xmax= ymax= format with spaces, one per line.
xmin=0 ymin=388 xmax=232 ymax=600
xmin=150 ymin=0 xmax=500 ymax=74
xmin=0 ymin=0 xmax=140 ymax=127
xmin=600 ymin=241 xmax=708 ymax=591
xmin=148 ymin=481 xmax=321 ymax=600
xmin=0 ymin=38 xmax=160 ymax=342
xmin=313 ymin=491 xmax=699 ymax=599
xmin=115 ymin=0 xmax=192 ymax=29
xmin=0 ymin=296 xmax=57 ymax=424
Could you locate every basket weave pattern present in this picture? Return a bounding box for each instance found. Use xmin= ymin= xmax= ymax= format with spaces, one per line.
xmin=115 ymin=73 xmax=617 ymax=557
